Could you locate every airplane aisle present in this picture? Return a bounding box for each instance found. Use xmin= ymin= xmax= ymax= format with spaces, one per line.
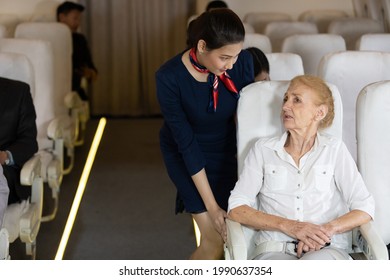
xmin=10 ymin=118 xmax=196 ymax=260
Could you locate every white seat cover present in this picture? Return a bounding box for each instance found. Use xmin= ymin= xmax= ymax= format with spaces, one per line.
xmin=356 ymin=33 xmax=390 ymax=52
xmin=243 ymin=33 xmax=272 ymax=53
xmin=356 ymin=80 xmax=390 ymax=244
xmin=265 ymin=53 xmax=304 ymax=81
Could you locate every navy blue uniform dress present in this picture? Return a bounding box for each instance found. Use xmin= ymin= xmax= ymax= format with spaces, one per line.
xmin=156 ymin=50 xmax=254 ymax=214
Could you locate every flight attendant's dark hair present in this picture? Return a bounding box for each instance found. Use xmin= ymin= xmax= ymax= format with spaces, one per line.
xmin=187 ymin=8 xmax=245 ymax=50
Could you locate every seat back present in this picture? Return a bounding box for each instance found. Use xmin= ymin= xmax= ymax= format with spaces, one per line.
xmin=356 ymin=80 xmax=390 ymax=245
xmin=237 ymin=80 xmax=343 ymax=174
xmin=318 ymin=51 xmax=390 ymax=161
xmin=243 ymin=33 xmax=272 ymax=53
xmin=15 ymin=22 xmax=72 ymax=118
xmin=328 ymin=18 xmax=384 ymax=49
xmin=0 ymin=38 xmax=56 ymax=150
xmin=282 ymin=34 xmax=346 ymax=75
xmin=264 ymin=21 xmax=318 ymax=52
xmin=0 ymin=14 xmax=19 ymax=37
xmin=298 ymin=9 xmax=349 ymax=33
xmin=265 ymin=53 xmax=304 ymax=81
xmin=243 ymin=12 xmax=292 ymax=34
xmin=356 ymin=33 xmax=390 ymax=51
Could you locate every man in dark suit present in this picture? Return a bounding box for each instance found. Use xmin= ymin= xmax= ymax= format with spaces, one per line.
xmin=57 ymin=1 xmax=98 ymax=101
xmin=0 ymin=77 xmax=38 ymax=204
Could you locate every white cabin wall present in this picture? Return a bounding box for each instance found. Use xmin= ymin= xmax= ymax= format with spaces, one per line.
xmin=196 ymin=0 xmax=355 ymax=19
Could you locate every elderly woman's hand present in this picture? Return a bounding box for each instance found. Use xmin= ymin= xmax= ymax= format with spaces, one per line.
xmin=283 ymin=220 xmax=331 ymax=253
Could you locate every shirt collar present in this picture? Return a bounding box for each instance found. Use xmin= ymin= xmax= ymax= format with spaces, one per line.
xmin=264 ymin=131 xmax=332 ymax=153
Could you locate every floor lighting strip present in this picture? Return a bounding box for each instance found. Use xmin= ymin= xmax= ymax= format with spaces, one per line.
xmin=55 ymin=117 xmax=107 ymax=260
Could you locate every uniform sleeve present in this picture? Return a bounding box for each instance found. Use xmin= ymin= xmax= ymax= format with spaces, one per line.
xmin=334 ymin=141 xmax=375 ymax=219
xmin=228 ymin=140 xmax=264 ymax=211
xmin=156 ymin=67 xmax=205 ymax=176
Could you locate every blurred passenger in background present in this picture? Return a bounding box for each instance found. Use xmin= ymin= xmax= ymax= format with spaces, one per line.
xmin=57 ymin=1 xmax=98 ymax=101
xmin=206 ymin=0 xmax=228 ymax=12
xmin=246 ymin=47 xmax=270 ymax=82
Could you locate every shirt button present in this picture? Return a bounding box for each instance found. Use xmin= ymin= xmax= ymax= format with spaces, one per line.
xmin=297 ymin=171 xmax=301 ymax=174
xmin=323 ymin=171 xmax=326 ymax=174
xmin=297 ymin=184 xmax=301 ymax=187
xmin=296 ymin=196 xmax=300 ymax=199
xmin=297 ymin=207 xmax=300 ymax=211
xmin=272 ymin=170 xmax=275 ymax=173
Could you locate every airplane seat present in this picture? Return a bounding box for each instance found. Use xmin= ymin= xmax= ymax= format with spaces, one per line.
xmin=243 ymin=12 xmax=292 ymax=34
xmin=225 ymin=80 xmax=388 ymax=260
xmin=356 ymin=33 xmax=390 ymax=51
xmin=29 ymin=0 xmax=59 ymax=22
xmin=15 ymin=22 xmax=89 ymax=172
xmin=282 ymin=34 xmax=346 ymax=75
xmin=242 ymin=23 xmax=255 ymax=34
xmin=0 ymin=38 xmax=67 ymax=223
xmin=243 ymin=33 xmax=272 ymax=54
xmin=264 ymin=21 xmax=318 ymax=53
xmin=317 ymin=51 xmax=390 ymax=161
xmin=327 ymin=18 xmax=384 ymax=50
xmin=0 ymin=51 xmax=44 ymax=259
xmin=0 ymin=227 xmax=10 ymax=260
xmin=0 ymin=14 xmax=19 ymax=37
xmin=265 ymin=53 xmax=304 ymax=81
xmin=298 ymin=9 xmax=349 ymax=33
xmin=357 ymin=80 xmax=390 ymax=259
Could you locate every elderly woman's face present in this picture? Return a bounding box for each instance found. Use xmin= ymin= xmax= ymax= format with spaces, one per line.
xmin=282 ymin=82 xmax=323 ymax=132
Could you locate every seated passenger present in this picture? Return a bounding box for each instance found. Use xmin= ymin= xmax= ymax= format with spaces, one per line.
xmin=0 ymin=165 xmax=9 ymax=229
xmin=206 ymin=1 xmax=228 ymax=12
xmin=246 ymin=47 xmax=270 ymax=82
xmin=228 ymin=75 xmax=374 ymax=260
xmin=0 ymin=77 xmax=38 ymax=205
xmin=57 ymin=1 xmax=98 ymax=101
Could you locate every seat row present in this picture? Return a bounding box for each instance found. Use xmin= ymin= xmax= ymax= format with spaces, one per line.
xmin=244 ymin=33 xmax=390 ymax=77
xmin=0 ymin=20 xmax=89 ymax=260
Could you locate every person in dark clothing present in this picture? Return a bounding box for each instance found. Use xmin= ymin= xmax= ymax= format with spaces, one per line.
xmin=57 ymin=1 xmax=97 ymax=101
xmin=0 ymin=78 xmax=38 ymax=204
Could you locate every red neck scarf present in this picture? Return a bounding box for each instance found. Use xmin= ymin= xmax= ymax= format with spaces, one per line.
xmin=189 ymin=48 xmax=239 ymax=112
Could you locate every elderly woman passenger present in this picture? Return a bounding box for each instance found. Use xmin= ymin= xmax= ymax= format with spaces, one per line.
xmin=228 ymin=75 xmax=375 ymax=260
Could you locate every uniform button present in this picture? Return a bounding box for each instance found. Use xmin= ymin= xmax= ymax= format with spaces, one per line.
xmin=298 ymin=184 xmax=301 ymax=187
xmin=297 ymin=171 xmax=301 ymax=174
xmin=272 ymin=170 xmax=275 ymax=173
xmin=296 ymin=196 xmax=300 ymax=199
xmin=297 ymin=207 xmax=300 ymax=211
xmin=323 ymin=171 xmax=326 ymax=174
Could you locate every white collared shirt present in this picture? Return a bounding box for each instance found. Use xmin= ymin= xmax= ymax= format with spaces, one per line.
xmin=228 ymin=132 xmax=375 ymax=251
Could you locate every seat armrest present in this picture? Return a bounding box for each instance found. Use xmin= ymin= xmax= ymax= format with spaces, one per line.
xmin=225 ymin=219 xmax=248 ymax=260
xmin=355 ymin=222 xmax=389 ymax=260
xmin=20 ymin=155 xmax=41 ymax=186
xmin=0 ymin=228 xmax=10 ymax=260
xmin=64 ymin=90 xmax=83 ymax=109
